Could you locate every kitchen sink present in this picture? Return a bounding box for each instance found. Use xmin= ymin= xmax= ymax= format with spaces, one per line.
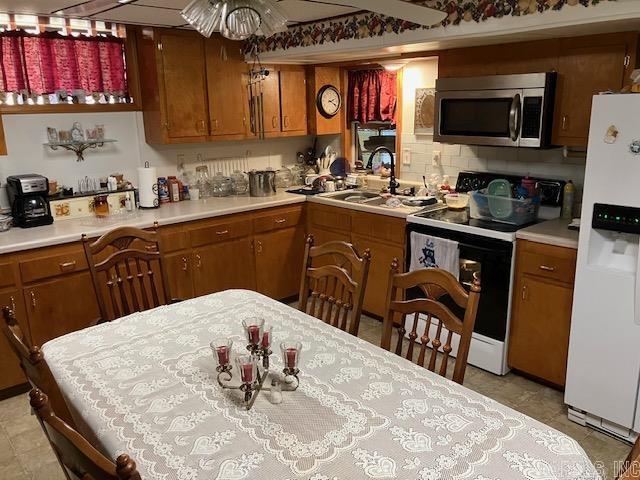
xmin=327 ymin=191 xmax=381 ymax=203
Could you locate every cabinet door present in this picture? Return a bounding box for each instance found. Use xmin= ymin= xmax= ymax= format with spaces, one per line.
xmin=0 ymin=289 xmax=27 ymax=389
xmin=279 ymin=69 xmax=307 ymax=133
xmin=193 ymin=239 xmax=256 ymax=297
xmin=308 ymin=226 xmax=350 ymax=246
xmin=255 ymin=227 xmax=306 ymax=300
xmin=351 ymin=234 xmax=404 ymax=319
xmin=161 ymin=32 xmax=208 ymax=139
xmin=206 ymin=37 xmax=248 ymax=138
xmin=261 ymin=70 xmax=281 ymax=134
xmin=554 ymin=42 xmax=628 ymax=146
xmin=164 ymin=252 xmax=195 ymax=301
xmin=508 ymin=274 xmax=574 ymax=386
xmin=25 ymin=272 xmax=101 ymax=346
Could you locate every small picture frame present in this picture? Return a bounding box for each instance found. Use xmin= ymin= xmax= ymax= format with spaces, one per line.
xmin=71 ymin=122 xmax=84 ymax=142
xmin=47 ymin=127 xmax=59 ymax=143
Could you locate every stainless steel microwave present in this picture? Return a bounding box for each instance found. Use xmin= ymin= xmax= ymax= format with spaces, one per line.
xmin=433 ymin=72 xmax=557 ymax=148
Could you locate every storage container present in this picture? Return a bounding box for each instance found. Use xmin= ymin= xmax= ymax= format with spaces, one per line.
xmin=470 ymin=190 xmax=539 ymax=225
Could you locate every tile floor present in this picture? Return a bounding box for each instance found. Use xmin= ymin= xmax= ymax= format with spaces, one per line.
xmin=0 ymin=314 xmax=632 ymax=480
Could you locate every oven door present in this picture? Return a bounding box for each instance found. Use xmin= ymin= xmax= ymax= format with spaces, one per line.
xmin=434 ymin=89 xmax=523 ymax=147
xmin=406 ymin=224 xmax=513 ymax=342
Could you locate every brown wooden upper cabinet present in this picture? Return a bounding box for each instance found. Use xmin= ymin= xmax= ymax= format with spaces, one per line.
xmin=160 ymin=32 xmax=209 ymax=141
xmin=279 ymin=68 xmax=307 ymax=135
xmin=437 ymin=32 xmax=638 ymax=148
xmin=135 ymin=28 xmax=308 ymax=145
xmin=553 ymin=33 xmax=636 ymax=147
xmin=206 ymin=36 xmax=249 ymax=140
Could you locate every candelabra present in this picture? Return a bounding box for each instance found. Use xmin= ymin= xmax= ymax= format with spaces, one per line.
xmin=211 ymin=318 xmax=302 ymax=410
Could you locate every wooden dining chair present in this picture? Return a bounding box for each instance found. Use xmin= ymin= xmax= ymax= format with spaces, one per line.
xmin=618 ymin=437 xmax=640 ymax=479
xmin=298 ymin=235 xmax=371 ymax=336
xmin=30 ymin=388 xmax=141 ymax=480
xmin=1 ymin=306 xmax=75 ymax=427
xmin=82 ymin=223 xmax=175 ymax=322
xmin=380 ymin=259 xmax=481 ymax=385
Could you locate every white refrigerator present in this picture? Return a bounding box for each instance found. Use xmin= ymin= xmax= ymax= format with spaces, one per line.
xmin=565 ymin=94 xmax=640 ymax=441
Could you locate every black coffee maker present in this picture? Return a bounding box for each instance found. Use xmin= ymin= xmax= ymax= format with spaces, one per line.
xmin=6 ymin=174 xmax=54 ymax=228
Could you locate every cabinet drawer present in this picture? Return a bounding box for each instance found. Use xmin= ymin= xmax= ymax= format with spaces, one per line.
xmin=518 ymin=241 xmax=577 ymax=284
xmin=189 ymin=218 xmax=251 ymax=247
xmin=160 ymin=228 xmax=189 ymax=253
xmin=0 ymin=261 xmax=16 ymax=288
xmin=253 ymin=207 xmax=303 ymax=233
xmin=352 ymin=212 xmax=404 ymax=245
xmin=309 ymin=205 xmax=351 ymax=232
xmin=19 ymin=249 xmax=88 ymax=283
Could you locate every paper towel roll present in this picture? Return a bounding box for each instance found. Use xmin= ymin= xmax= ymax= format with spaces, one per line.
xmin=138 ymin=165 xmax=158 ymax=208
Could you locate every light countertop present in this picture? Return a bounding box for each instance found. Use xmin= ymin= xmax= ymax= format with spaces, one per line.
xmin=0 ymin=193 xmax=306 ymax=255
xmin=309 ymin=192 xmax=425 ymax=219
xmin=516 ymin=218 xmax=579 ymax=249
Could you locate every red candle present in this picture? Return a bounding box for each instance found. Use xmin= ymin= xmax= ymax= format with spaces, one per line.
xmin=241 ymin=363 xmax=254 ymax=383
xmin=261 ymin=330 xmax=270 ymax=348
xmin=248 ymin=325 xmax=260 ymax=345
xmin=285 ymin=348 xmax=298 ymax=369
xmin=216 ymin=346 xmax=230 ymax=366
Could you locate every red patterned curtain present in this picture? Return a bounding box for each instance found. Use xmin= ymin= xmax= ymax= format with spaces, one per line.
xmin=347 ymin=69 xmax=397 ymax=124
xmin=0 ymin=30 xmax=127 ymax=95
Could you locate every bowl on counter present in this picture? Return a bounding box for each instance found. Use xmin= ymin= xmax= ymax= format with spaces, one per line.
xmin=444 ymin=193 xmax=469 ymax=209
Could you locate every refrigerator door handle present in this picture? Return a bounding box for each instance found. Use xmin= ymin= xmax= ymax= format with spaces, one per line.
xmin=636 ymin=237 xmax=640 ymax=325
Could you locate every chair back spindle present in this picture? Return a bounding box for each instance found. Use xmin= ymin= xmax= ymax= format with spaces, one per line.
xmin=381 ymin=259 xmax=481 ymax=385
xmin=298 ymin=235 xmax=371 ymax=336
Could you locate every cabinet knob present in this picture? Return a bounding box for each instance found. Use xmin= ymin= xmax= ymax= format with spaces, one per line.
xmin=272 ymin=116 xmax=277 ymax=129
xmin=284 ymin=116 xmax=289 ymax=128
xmin=275 ymin=218 xmax=286 ymax=224
xmin=182 ymin=257 xmax=188 ymax=271
xmin=9 ymin=295 xmax=15 ymax=312
xmin=256 ymin=240 xmax=263 ymax=254
xmin=539 ymin=265 xmax=556 ymax=272
xmin=30 ymin=291 xmax=36 ymax=308
xmin=561 ymin=115 xmax=568 ymax=131
xmin=195 ymin=254 xmax=202 ymax=268
xmin=216 ymin=230 xmax=229 ymax=236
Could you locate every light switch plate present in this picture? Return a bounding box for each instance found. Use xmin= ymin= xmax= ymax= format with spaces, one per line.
xmin=402 ymin=148 xmax=411 ymax=165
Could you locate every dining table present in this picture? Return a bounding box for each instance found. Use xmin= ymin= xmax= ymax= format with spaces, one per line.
xmin=42 ymin=289 xmax=600 ymax=480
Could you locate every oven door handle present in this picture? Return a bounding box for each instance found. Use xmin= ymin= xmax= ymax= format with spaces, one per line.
xmin=509 ymin=93 xmax=521 ymax=142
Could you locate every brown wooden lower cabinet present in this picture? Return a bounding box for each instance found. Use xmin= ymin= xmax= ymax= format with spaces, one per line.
xmin=0 ymin=289 xmax=27 ymax=390
xmin=193 ymin=239 xmax=256 ymax=297
xmin=25 ymin=271 xmax=101 ymax=346
xmin=508 ymin=240 xmax=577 ymax=388
xmin=254 ymin=226 xmax=306 ymax=300
xmin=307 ymin=203 xmax=407 ymax=319
xmin=352 ymin=234 xmax=404 ymax=319
xmin=164 ymin=251 xmax=195 ymax=301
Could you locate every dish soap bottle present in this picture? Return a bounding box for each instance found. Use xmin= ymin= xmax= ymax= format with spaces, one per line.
xmin=562 ymin=180 xmax=576 ymax=219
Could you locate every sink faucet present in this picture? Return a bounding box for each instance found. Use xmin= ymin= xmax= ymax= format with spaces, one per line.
xmin=368 ymin=146 xmax=399 ymax=195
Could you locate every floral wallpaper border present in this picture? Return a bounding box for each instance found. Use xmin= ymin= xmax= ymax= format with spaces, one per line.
xmin=248 ymin=0 xmax=614 ymax=54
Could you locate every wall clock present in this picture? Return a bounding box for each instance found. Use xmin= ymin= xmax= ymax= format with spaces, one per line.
xmin=316 ymin=84 xmax=342 ymax=119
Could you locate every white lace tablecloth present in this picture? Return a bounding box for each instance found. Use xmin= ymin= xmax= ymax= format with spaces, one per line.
xmin=43 ymin=290 xmax=599 ymax=480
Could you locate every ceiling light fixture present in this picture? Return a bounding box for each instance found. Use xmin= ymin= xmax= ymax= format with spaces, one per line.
xmin=181 ymin=0 xmax=288 ymax=40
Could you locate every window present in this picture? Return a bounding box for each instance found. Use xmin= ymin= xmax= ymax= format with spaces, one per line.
xmin=0 ymin=15 xmax=130 ymax=107
xmin=354 ymin=122 xmax=396 ymax=174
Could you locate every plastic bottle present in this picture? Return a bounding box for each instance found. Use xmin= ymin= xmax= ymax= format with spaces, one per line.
xmin=562 ymin=180 xmax=576 ymax=219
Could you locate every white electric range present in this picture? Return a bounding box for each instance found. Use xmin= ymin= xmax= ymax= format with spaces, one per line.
xmin=405 ymin=171 xmax=564 ymax=375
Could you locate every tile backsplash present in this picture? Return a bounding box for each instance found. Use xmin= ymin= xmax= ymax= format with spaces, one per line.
xmin=400 ymin=133 xmax=586 ymax=189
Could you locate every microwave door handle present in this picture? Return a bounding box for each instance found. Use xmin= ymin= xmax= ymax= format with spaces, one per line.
xmin=509 ymin=93 xmax=521 ymax=141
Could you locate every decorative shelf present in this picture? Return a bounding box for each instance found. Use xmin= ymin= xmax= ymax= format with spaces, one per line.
xmin=44 ymin=139 xmax=117 ymax=162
